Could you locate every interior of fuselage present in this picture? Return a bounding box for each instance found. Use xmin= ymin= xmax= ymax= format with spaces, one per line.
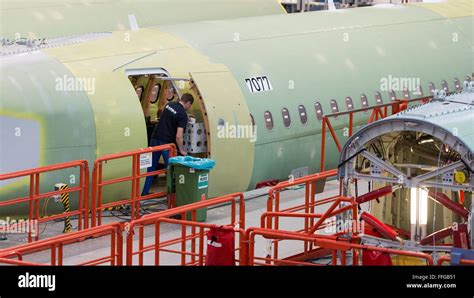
xmin=127 ymin=70 xmax=210 ymax=195
xmin=355 ymin=131 xmax=471 ymax=243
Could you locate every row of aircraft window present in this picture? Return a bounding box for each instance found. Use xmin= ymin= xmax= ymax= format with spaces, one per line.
xmin=253 ymin=77 xmax=469 ymax=131
xmin=136 ymin=84 xmax=161 ymax=103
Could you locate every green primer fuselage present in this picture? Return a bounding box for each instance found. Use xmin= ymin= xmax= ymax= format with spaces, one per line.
xmin=0 ymin=0 xmax=472 ymax=217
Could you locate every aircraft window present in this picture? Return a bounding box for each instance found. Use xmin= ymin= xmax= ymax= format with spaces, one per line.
xmin=314 ymin=102 xmax=323 ymax=121
xmin=454 ymin=78 xmax=461 ymax=91
xmin=441 ymin=80 xmax=448 ymax=92
xmin=281 ymin=108 xmax=291 ymax=128
xmin=250 ymin=114 xmax=256 ymax=135
xmin=329 ymin=99 xmax=339 ymax=119
xmin=388 ymin=90 xmax=396 ymax=101
xmin=402 ymin=88 xmax=410 ymax=100
xmin=374 ymin=92 xmax=383 ymax=105
xmin=345 ymin=97 xmax=354 ymax=110
xmin=136 ymin=86 xmax=144 ymax=101
xmin=330 ymin=99 xmax=339 ymax=112
xmin=428 ymin=82 xmax=436 ymax=95
xmin=217 ymin=118 xmax=225 ymax=127
xmin=414 ymin=85 xmax=423 ymax=97
xmin=264 ymin=111 xmax=273 ymax=130
xmin=150 ymin=84 xmax=161 ymax=104
xmin=298 ymin=105 xmax=308 ymax=125
xmin=360 ymin=94 xmax=369 ymax=112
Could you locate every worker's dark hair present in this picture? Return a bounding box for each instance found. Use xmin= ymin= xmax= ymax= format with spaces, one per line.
xmin=180 ymin=93 xmax=194 ymax=105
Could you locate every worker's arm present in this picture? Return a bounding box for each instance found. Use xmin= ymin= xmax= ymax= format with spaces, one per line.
xmin=176 ymin=127 xmax=187 ymax=156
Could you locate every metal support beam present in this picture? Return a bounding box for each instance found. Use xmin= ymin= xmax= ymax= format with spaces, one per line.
xmin=360 ymin=151 xmax=406 ymax=181
xmin=422 ymin=181 xmax=472 ymax=192
xmin=352 ymin=173 xmax=400 ymax=184
xmin=360 ymin=234 xmax=451 ymax=253
xmin=411 ymin=160 xmax=464 ymax=185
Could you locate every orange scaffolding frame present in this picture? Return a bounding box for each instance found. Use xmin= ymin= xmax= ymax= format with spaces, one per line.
xmin=3 ymin=103 xmax=469 ymax=266
xmin=125 ymin=192 xmax=245 ymax=265
xmin=266 ymin=169 xmax=339 ymax=227
xmin=1 ymin=184 xmax=461 ymax=267
xmin=91 ymin=144 xmax=177 ymax=227
xmin=265 ymin=169 xmax=352 ymax=259
xmin=0 ymin=160 xmax=89 ymax=242
xmin=0 ymin=257 xmax=42 ymax=266
xmin=150 ymin=217 xmax=246 ymax=266
xmin=0 ymin=222 xmax=123 ymax=266
xmin=261 ymin=198 xmax=359 ymax=264
xmin=0 ymin=193 xmax=245 ymax=266
xmin=246 ymin=228 xmax=434 ymax=266
xmin=319 ymin=96 xmax=432 ymax=171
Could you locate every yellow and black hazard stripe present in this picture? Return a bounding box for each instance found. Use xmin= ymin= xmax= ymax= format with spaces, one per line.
xmin=58 ymin=184 xmax=72 ymax=233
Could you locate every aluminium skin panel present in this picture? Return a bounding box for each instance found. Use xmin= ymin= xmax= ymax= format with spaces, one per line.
xmin=0 ymin=0 xmax=286 ymax=39
xmin=0 ymin=51 xmax=96 ymax=217
xmin=1 ymin=28 xmax=252 ymax=212
xmin=158 ymin=0 xmax=473 ymax=188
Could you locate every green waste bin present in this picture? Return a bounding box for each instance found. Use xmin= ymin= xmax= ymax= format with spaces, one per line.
xmin=166 ymin=156 xmax=216 ymax=222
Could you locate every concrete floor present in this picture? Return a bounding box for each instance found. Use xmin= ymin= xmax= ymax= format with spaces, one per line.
xmin=0 ymin=179 xmax=369 ymax=265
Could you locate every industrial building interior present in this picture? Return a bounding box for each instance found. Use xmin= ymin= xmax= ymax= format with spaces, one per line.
xmin=0 ymin=0 xmax=472 ymax=296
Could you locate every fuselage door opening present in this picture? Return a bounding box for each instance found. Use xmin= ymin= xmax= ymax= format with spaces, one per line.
xmin=125 ymin=68 xmax=208 ymax=158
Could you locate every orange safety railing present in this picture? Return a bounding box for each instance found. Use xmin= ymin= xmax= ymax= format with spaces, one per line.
xmin=0 ymin=257 xmax=42 ymax=266
xmin=266 ymin=169 xmax=347 ymax=260
xmin=126 ymin=192 xmax=245 ymax=265
xmin=0 ymin=222 xmax=123 ymax=266
xmin=261 ymin=197 xmax=358 ymax=263
xmin=91 ymin=144 xmax=177 ymax=227
xmin=267 ymin=169 xmax=339 ymax=223
xmin=260 ymin=212 xmax=353 ymax=265
xmin=0 ymin=160 xmax=89 ymax=242
xmin=437 ymin=255 xmax=474 ymax=266
xmin=319 ymin=96 xmax=432 ymax=171
xmin=148 ymin=217 xmax=246 ymax=266
xmin=246 ymin=228 xmax=434 ymax=266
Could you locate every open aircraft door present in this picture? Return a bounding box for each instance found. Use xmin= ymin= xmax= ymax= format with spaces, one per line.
xmin=189 ymin=71 xmax=254 ymax=197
